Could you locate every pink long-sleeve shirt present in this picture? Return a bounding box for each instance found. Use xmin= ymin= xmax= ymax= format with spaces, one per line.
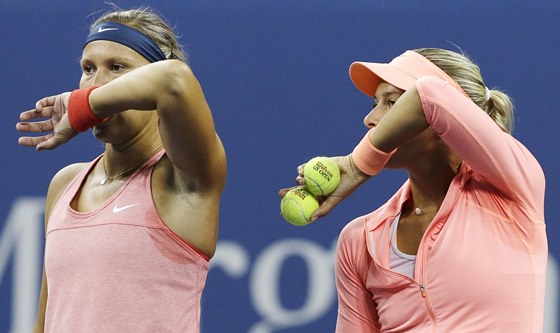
xmin=336 ymin=76 xmax=547 ymax=332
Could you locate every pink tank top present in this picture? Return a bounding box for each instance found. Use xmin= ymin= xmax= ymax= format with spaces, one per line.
xmin=44 ymin=150 xmax=209 ymax=333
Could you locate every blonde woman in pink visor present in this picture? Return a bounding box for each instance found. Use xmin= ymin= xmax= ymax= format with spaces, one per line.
xmin=281 ymin=48 xmax=547 ymax=332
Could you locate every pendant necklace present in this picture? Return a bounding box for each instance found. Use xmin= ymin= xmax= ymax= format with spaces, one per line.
xmin=410 ymin=198 xmax=439 ymax=216
xmin=99 ymin=145 xmax=163 ymax=185
xmin=413 ymin=205 xmax=438 ymax=216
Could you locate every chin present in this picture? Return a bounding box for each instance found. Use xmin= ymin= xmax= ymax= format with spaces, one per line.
xmin=383 ymin=155 xmax=401 ymax=169
xmin=91 ymin=126 xmax=104 ymax=140
xmin=384 ymin=163 xmax=401 ymax=170
xmin=91 ymin=123 xmax=115 ymax=143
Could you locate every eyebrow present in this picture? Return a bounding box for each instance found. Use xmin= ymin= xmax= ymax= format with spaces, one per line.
xmin=375 ymin=90 xmax=402 ymax=101
xmin=79 ymin=54 xmax=137 ymax=65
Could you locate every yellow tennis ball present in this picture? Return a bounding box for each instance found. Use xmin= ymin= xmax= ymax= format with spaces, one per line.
xmin=280 ymin=187 xmax=319 ymax=226
xmin=303 ymin=156 xmax=340 ymax=196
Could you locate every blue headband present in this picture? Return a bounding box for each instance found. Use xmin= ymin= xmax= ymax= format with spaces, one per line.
xmin=85 ymin=22 xmax=166 ymax=63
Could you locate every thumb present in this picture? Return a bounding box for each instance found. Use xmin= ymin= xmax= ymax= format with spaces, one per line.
xmin=36 ymin=130 xmax=74 ymax=151
xmin=311 ymin=194 xmax=344 ymax=222
xmin=36 ymin=136 xmax=61 ymax=151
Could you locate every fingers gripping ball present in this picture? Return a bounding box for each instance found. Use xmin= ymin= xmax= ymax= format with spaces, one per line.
xmin=303 ymin=156 xmax=341 ymax=196
xmin=280 ymin=187 xmax=320 ymax=226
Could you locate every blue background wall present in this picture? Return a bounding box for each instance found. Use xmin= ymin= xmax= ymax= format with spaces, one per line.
xmin=1 ymin=1 xmax=558 ymax=332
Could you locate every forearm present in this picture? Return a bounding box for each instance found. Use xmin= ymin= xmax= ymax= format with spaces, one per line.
xmin=89 ymin=60 xmax=190 ymax=118
xmin=369 ymin=85 xmax=428 ymax=152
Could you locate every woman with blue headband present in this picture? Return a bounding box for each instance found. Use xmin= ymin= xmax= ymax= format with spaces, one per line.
xmin=16 ymin=7 xmax=226 ymax=332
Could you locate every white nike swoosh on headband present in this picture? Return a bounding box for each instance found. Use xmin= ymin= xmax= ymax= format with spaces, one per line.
xmin=98 ymin=27 xmax=118 ymax=33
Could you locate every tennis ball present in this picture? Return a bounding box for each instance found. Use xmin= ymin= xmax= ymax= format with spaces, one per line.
xmin=303 ymin=156 xmax=340 ymax=196
xmin=280 ymin=187 xmax=319 ymax=226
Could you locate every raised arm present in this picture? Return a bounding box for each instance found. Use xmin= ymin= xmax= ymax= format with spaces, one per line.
xmin=417 ymin=77 xmax=543 ymax=209
xmin=17 ymin=59 xmax=226 ymax=191
xmin=369 ymin=76 xmax=544 ymax=216
xmin=88 ymin=59 xmax=226 ymax=190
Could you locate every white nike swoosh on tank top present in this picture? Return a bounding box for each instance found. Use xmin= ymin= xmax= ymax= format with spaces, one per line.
xmin=112 ymin=203 xmax=139 ymax=213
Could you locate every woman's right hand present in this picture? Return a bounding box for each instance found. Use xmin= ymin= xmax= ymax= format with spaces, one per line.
xmin=278 ymin=154 xmax=371 ymax=222
xmin=16 ymin=92 xmax=77 ymax=151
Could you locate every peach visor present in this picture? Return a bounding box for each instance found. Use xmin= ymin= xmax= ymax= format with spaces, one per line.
xmin=349 ymin=50 xmax=467 ymax=97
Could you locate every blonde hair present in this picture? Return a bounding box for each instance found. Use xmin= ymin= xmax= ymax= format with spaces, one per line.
xmin=414 ymin=48 xmax=514 ymax=133
xmin=91 ymin=6 xmax=188 ymax=63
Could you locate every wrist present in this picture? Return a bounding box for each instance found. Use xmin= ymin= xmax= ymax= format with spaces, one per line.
xmin=351 ymin=129 xmax=396 ymax=176
xmin=67 ymin=86 xmax=108 ymax=132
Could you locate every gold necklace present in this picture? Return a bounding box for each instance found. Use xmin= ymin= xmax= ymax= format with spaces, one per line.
xmin=99 ymin=144 xmax=163 ymax=185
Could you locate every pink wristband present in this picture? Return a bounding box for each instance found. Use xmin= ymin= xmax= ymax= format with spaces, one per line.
xmin=67 ymin=86 xmax=107 ymax=132
xmin=351 ymin=129 xmax=396 ymax=176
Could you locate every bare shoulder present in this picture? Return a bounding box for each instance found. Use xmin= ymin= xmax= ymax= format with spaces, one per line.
xmin=45 ymin=163 xmax=89 ymax=221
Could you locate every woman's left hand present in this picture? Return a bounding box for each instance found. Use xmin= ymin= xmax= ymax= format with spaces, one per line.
xmin=16 ymin=92 xmax=77 ymax=151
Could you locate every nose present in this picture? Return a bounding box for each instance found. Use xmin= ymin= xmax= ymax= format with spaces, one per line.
xmin=363 ymin=107 xmax=381 ymax=129
xmin=92 ymin=69 xmax=111 ymax=87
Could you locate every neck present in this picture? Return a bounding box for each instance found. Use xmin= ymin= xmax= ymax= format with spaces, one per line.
xmin=102 ymin=130 xmax=163 ymax=178
xmin=405 ymin=156 xmax=461 ymax=216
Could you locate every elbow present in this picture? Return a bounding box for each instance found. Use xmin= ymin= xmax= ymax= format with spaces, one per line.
xmin=160 ymin=60 xmax=197 ymax=97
